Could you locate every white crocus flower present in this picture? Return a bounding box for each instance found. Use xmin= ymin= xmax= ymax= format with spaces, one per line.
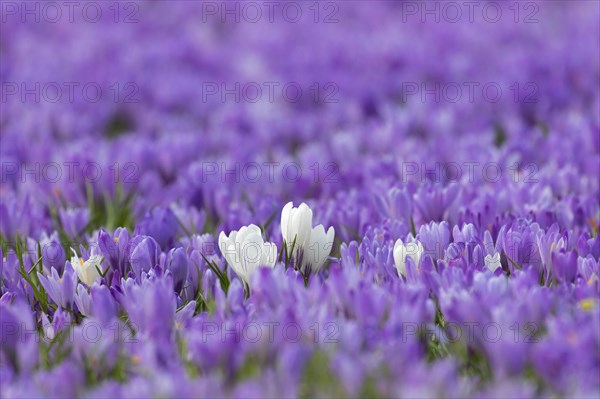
xmin=393 ymin=239 xmax=424 ymax=277
xmin=218 ymin=224 xmax=277 ymax=284
xmin=280 ymin=202 xmax=335 ymax=274
xmin=70 ymin=248 xmax=103 ymax=286
xmin=484 ymin=252 xmax=502 ymax=273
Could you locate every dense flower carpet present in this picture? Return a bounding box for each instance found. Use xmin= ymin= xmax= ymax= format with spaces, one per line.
xmin=1 ymin=1 xmax=599 ymax=398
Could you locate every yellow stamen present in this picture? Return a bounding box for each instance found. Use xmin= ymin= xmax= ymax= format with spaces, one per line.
xmin=579 ymin=298 xmax=596 ymax=312
xmin=131 ymin=355 xmax=141 ymax=365
xmin=114 ymin=237 xmax=119 ymax=243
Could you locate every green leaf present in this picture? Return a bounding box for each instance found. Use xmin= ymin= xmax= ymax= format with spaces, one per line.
xmin=505 ymin=254 xmax=522 ymax=271
xmin=199 ymin=252 xmax=229 ymax=294
xmin=260 ymin=208 xmax=279 ymax=241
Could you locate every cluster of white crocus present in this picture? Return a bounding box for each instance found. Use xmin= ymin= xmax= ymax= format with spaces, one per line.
xmin=218 ymin=224 xmax=277 ymax=284
xmin=219 ymin=202 xmax=335 ymax=283
xmin=70 ymin=248 xmax=104 ymax=286
xmin=393 ymin=238 xmax=424 ymax=277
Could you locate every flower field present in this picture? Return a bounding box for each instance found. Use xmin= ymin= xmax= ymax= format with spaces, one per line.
xmin=1 ymin=1 xmax=599 ymax=398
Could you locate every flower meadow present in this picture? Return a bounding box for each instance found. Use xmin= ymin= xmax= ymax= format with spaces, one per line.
xmin=1 ymin=1 xmax=600 ymax=398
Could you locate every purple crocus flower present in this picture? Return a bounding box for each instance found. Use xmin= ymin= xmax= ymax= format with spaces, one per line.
xmin=1 ymin=1 xmax=599 ymax=396
xmin=37 ymin=263 xmax=77 ymax=310
xmin=166 ymin=247 xmax=189 ymax=293
xmin=90 ymin=284 xmax=117 ymax=326
xmin=413 ymin=183 xmax=461 ymax=224
xmin=129 ymin=236 xmax=160 ymax=279
xmin=74 ymin=284 xmax=91 ymax=316
xmin=98 ymin=227 xmax=131 ymax=277
xmin=418 ymin=221 xmax=451 ymax=261
xmin=135 ymin=207 xmax=179 ymax=250
xmin=58 ymin=207 xmax=90 ymax=238
xmin=27 ymin=232 xmax=66 ymax=275
xmin=40 ymin=307 xmax=71 ymax=341
xmin=551 ymin=250 xmax=578 ymax=283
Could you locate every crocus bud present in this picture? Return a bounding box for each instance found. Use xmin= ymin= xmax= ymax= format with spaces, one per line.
xmin=551 ymin=250 xmax=577 ymax=283
xmin=473 ymin=244 xmax=485 ymax=268
xmin=167 ymin=247 xmax=189 ymax=293
xmin=418 ymin=221 xmax=450 ymax=261
xmin=98 ymin=229 xmax=119 ymax=269
xmin=203 ymin=269 xmax=216 ymax=300
xmin=393 ymin=238 xmax=424 ymax=277
xmin=130 ymin=236 xmax=160 ymax=278
xmin=135 ymin=207 xmax=179 ymax=250
xmin=30 ymin=232 xmax=66 ymax=274
xmin=58 ymin=207 xmax=90 ymax=238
